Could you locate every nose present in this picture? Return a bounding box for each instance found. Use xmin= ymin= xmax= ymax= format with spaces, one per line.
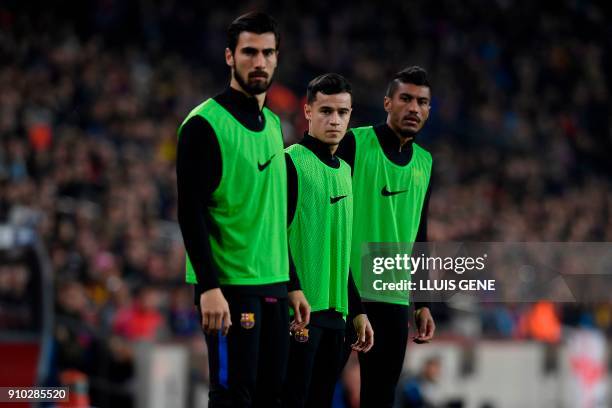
xmin=407 ymin=98 xmax=419 ymax=113
xmin=330 ymin=112 xmax=341 ymax=126
xmin=253 ymin=51 xmax=266 ymax=68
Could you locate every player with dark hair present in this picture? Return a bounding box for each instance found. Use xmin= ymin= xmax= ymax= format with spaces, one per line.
xmin=176 ymin=12 xmax=309 ymax=407
xmin=283 ymin=73 xmax=374 ymax=408
xmin=336 ymin=66 xmax=436 ymax=408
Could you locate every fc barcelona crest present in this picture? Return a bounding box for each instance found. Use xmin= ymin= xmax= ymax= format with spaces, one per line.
xmin=240 ymin=313 xmax=255 ymax=329
xmin=294 ymin=328 xmax=309 ymax=343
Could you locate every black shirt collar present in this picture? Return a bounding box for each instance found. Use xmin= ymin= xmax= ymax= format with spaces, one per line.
xmin=371 ymin=123 xmax=415 ymax=166
xmin=375 ymin=123 xmax=414 ymax=152
xmin=213 ymin=86 xmax=266 ymax=132
xmin=224 ymin=86 xmax=264 ymax=112
xmin=300 ymin=133 xmax=340 ymax=168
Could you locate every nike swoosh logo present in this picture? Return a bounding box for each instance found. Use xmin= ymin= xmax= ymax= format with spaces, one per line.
xmin=381 ymin=185 xmax=408 ymax=197
xmin=258 ymin=154 xmax=276 ymax=171
xmin=330 ymin=195 xmax=347 ymax=204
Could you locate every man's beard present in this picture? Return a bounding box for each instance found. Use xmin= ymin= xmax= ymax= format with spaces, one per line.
xmin=399 ymin=128 xmax=417 ymax=139
xmin=233 ymin=69 xmax=274 ymax=95
xmin=396 ymin=116 xmax=419 ymax=140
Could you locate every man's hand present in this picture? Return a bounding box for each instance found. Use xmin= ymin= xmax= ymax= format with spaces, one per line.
xmin=200 ymin=288 xmax=232 ymax=336
xmin=352 ymin=314 xmax=374 ymax=352
xmin=288 ymin=290 xmax=311 ymax=331
xmin=413 ymin=307 xmax=435 ymax=343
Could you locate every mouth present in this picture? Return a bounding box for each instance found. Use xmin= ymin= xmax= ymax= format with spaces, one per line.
xmin=403 ymin=116 xmax=420 ymax=126
xmin=249 ymin=72 xmax=268 ymax=80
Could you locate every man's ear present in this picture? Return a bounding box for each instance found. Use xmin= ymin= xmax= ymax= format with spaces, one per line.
xmin=383 ymin=96 xmax=392 ymax=113
xmin=303 ymin=103 xmax=312 ymax=121
xmin=225 ymin=48 xmax=233 ymax=67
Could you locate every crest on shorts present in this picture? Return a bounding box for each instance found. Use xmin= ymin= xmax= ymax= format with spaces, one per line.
xmin=240 ymin=313 xmax=255 ymax=329
xmin=294 ymin=328 xmax=309 ymax=343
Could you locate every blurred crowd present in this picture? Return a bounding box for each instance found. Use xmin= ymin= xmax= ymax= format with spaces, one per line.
xmin=1 ymin=0 xmax=611 ymax=406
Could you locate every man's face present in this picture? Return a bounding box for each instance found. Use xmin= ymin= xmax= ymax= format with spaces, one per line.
xmin=384 ymin=82 xmax=431 ymax=138
xmin=305 ymin=92 xmax=352 ymax=146
xmin=225 ymin=32 xmax=278 ymax=95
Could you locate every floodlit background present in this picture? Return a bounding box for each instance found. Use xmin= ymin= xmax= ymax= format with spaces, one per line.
xmin=0 ymin=1 xmax=611 ymax=407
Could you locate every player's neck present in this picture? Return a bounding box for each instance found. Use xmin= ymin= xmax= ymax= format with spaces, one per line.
xmin=230 ymin=82 xmax=266 ymax=110
xmin=329 ymin=144 xmax=338 ymax=156
xmin=308 ymin=132 xmax=338 ymax=156
xmin=387 ymin=121 xmax=414 ymax=147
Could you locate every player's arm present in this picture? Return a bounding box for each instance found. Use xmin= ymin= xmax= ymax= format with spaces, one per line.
xmin=412 ymin=164 xmax=435 ymax=343
xmin=335 ymin=130 xmax=356 ymax=175
xmin=285 ymin=153 xmax=310 ymax=331
xmin=177 ymin=116 xmax=231 ymax=336
xmin=285 ymin=155 xmax=301 ymax=292
xmin=348 ymin=269 xmax=374 ymax=352
xmin=347 ymin=268 xmax=365 ymax=317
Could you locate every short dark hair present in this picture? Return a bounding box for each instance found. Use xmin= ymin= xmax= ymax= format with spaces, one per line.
xmin=227 ymin=12 xmax=280 ymax=53
xmin=386 ymin=66 xmax=432 ymax=97
xmin=306 ymin=73 xmax=352 ymax=104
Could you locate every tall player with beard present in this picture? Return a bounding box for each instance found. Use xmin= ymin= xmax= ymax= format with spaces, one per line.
xmin=176 ymin=12 xmax=309 ymax=407
xmin=336 ymin=66 xmax=436 ymax=408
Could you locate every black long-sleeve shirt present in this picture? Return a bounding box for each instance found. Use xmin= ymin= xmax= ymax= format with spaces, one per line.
xmin=286 ymin=134 xmax=365 ymax=329
xmin=336 ymin=123 xmax=432 ymax=311
xmin=176 ymin=87 xmax=299 ymax=305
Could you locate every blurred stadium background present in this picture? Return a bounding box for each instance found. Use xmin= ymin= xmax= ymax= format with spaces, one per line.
xmin=0 ymin=1 xmax=611 ymax=407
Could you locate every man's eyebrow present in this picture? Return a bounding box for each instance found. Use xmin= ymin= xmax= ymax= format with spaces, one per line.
xmin=239 ymin=46 xmax=276 ymax=52
xmin=318 ymin=105 xmax=351 ymax=111
xmin=399 ymin=92 xmax=430 ymax=100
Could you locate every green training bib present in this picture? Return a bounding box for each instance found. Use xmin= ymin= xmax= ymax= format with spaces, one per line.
xmin=286 ymin=144 xmax=352 ymax=317
xmin=350 ymin=126 xmax=432 ymax=305
xmin=178 ymin=99 xmax=288 ymax=286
